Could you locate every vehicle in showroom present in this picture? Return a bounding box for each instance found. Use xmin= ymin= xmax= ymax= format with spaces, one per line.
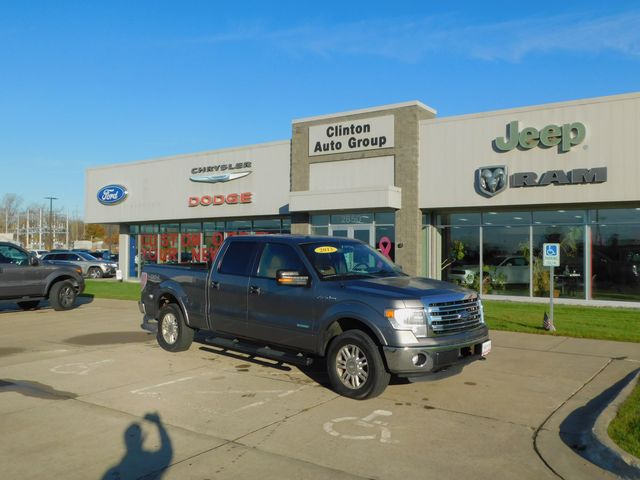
xmin=0 ymin=242 xmax=84 ymax=310
xmin=449 ymin=255 xmax=530 ymax=286
xmin=140 ymin=235 xmax=490 ymax=400
xmin=42 ymin=251 xmax=118 ymax=278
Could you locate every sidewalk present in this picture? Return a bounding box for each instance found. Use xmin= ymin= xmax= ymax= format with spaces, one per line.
xmin=490 ymin=330 xmax=640 ymax=479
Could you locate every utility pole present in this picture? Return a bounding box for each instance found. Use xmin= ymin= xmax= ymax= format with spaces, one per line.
xmin=44 ymin=196 xmax=58 ymax=250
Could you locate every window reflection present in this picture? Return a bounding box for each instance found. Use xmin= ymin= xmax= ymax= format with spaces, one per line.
xmin=441 ymin=226 xmax=480 ymax=289
xmin=532 ymin=225 xmax=584 ymax=299
xmin=591 ymin=223 xmax=640 ymax=301
xmin=483 ymin=226 xmax=530 ymax=296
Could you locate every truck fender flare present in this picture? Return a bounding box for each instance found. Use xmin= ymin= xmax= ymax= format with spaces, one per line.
xmin=155 ymin=283 xmax=192 ymax=327
xmin=318 ymin=303 xmax=388 ymax=355
xmin=45 ymin=273 xmax=81 ymax=297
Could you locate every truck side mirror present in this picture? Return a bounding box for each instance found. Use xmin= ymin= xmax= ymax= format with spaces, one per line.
xmin=276 ymin=270 xmax=310 ymax=287
xmin=29 ymin=253 xmax=39 ymax=266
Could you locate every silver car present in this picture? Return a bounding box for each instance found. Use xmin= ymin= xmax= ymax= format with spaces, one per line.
xmin=42 ymin=251 xmax=118 ymax=278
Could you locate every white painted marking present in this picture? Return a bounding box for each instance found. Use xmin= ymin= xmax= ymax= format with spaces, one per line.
xmin=194 ymin=389 xmax=288 ymax=395
xmin=50 ymin=359 xmax=114 ymax=376
xmin=231 ymin=387 xmax=306 ymax=413
xmin=323 ymin=410 xmax=397 ymax=444
xmin=130 ymin=376 xmax=194 ymax=395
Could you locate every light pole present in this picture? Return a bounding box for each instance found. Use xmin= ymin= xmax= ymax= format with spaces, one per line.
xmin=44 ymin=196 xmax=58 ymax=250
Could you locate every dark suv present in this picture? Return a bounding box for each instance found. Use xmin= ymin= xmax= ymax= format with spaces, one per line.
xmin=0 ymin=242 xmax=85 ymax=310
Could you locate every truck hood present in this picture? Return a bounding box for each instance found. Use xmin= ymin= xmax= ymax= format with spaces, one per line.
xmin=342 ymin=276 xmax=475 ymax=301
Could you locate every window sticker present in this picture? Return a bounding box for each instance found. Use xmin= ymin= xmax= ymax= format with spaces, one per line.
xmin=314 ymin=246 xmax=338 ymax=254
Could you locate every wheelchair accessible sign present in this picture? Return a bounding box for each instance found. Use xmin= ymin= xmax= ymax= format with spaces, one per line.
xmin=543 ymin=243 xmax=560 ymax=267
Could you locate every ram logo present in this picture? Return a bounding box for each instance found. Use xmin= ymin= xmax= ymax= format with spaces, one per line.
xmin=476 ymin=166 xmax=508 ymax=197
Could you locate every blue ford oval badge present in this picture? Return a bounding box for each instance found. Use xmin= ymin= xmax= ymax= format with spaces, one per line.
xmin=97 ymin=185 xmax=128 ymax=205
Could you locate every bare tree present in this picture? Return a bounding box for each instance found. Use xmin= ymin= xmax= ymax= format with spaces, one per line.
xmin=1 ymin=193 xmax=24 ymax=232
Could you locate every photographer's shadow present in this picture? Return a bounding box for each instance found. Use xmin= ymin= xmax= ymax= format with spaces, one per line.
xmin=102 ymin=412 xmax=173 ymax=480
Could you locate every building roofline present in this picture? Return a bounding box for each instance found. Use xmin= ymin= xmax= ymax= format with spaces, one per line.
xmin=423 ymin=91 xmax=640 ymax=125
xmin=292 ymin=100 xmax=437 ymax=124
xmin=86 ymin=139 xmax=290 ymax=172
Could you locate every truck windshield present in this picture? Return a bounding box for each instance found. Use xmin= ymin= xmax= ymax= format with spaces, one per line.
xmin=300 ymin=241 xmax=401 ymax=280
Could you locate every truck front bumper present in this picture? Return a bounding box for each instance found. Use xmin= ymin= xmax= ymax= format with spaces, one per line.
xmin=382 ymin=331 xmax=491 ymax=377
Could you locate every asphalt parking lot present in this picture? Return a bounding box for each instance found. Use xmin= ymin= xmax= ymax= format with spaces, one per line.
xmin=0 ymin=298 xmax=639 ymax=480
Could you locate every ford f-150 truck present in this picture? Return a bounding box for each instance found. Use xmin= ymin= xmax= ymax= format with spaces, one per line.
xmin=139 ymin=235 xmax=490 ymax=399
xmin=0 ymin=242 xmax=85 ymax=310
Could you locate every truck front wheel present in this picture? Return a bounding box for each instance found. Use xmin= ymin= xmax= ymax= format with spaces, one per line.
xmin=326 ymin=330 xmax=390 ymax=400
xmin=157 ymin=304 xmax=194 ymax=352
xmin=49 ymin=280 xmax=77 ymax=311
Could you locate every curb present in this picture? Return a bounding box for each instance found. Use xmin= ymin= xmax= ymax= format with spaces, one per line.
xmin=593 ymin=370 xmax=640 ymax=470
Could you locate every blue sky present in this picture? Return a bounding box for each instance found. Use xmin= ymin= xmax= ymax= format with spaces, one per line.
xmin=1 ymin=1 xmax=639 ymax=216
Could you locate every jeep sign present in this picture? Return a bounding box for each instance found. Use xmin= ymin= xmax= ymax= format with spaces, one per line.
xmin=494 ymin=121 xmax=586 ymax=153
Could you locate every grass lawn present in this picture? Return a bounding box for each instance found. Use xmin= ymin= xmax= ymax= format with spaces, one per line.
xmin=483 ymin=300 xmax=640 ymax=343
xmin=82 ymin=279 xmax=141 ymax=301
xmin=608 ymin=379 xmax=640 ymax=459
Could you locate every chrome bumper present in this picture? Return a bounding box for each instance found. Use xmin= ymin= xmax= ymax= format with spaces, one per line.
xmin=383 ymin=333 xmax=490 ymax=375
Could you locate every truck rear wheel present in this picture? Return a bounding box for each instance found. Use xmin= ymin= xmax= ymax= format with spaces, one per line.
xmin=157 ymin=304 xmax=194 ymax=352
xmin=326 ymin=330 xmax=390 ymax=400
xmin=49 ymin=280 xmax=77 ymax=311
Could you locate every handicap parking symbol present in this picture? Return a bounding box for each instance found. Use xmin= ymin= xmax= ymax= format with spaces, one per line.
xmin=545 ymin=244 xmax=558 ymax=256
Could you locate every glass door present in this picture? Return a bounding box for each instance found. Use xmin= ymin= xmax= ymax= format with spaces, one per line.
xmin=329 ymin=225 xmax=374 ymax=247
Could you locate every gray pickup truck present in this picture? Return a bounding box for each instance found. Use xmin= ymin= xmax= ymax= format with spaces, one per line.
xmin=139 ymin=235 xmax=490 ymax=399
xmin=0 ymin=242 xmax=85 ymax=310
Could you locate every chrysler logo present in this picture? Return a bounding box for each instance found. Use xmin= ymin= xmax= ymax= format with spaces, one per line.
xmin=476 ymin=166 xmax=508 ymax=197
xmin=189 ymin=172 xmax=251 ymax=183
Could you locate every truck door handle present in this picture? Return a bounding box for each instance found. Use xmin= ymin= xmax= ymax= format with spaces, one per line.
xmin=211 ymin=281 xmax=220 ymax=289
xmin=249 ymin=285 xmax=261 ymax=295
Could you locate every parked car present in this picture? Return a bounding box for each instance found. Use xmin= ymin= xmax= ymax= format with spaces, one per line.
xmin=449 ymin=255 xmax=530 ymax=286
xmin=0 ymin=242 xmax=84 ymax=310
xmin=30 ymin=250 xmax=49 ymax=259
xmin=487 ymin=255 xmax=530 ymax=284
xmin=42 ymin=251 xmax=118 ymax=278
xmin=140 ymin=235 xmax=491 ymax=399
xmin=448 ymin=264 xmax=478 ymax=285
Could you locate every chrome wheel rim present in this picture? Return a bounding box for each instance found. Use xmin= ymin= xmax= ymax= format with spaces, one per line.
xmin=335 ymin=344 xmax=369 ymax=389
xmin=59 ymin=285 xmax=75 ymax=308
xmin=162 ymin=313 xmax=179 ymax=345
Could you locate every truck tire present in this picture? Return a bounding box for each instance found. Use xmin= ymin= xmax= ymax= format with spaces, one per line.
xmin=49 ymin=280 xmax=77 ymax=311
xmin=157 ymin=304 xmax=194 ymax=352
xmin=326 ymin=330 xmax=390 ymax=400
xmin=17 ymin=300 xmax=40 ymax=310
xmin=88 ymin=267 xmax=103 ymax=279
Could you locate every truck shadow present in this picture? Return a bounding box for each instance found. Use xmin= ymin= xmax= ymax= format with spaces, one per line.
xmin=195 ymin=334 xmax=409 ymax=389
xmin=0 ymin=295 xmax=94 ymax=314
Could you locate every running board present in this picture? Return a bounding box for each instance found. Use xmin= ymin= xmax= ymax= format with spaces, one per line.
xmin=204 ymin=336 xmax=314 ymax=367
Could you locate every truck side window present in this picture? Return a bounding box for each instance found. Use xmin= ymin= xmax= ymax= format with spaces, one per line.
xmin=0 ymin=245 xmax=28 ymax=265
xmin=218 ymin=241 xmax=258 ymax=277
xmin=256 ymin=243 xmax=306 ymax=279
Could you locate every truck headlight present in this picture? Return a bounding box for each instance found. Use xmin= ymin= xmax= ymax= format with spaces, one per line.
xmin=385 ymin=308 xmax=427 ymax=338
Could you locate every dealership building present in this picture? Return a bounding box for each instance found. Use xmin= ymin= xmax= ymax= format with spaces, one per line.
xmin=85 ymin=92 xmax=640 ymax=304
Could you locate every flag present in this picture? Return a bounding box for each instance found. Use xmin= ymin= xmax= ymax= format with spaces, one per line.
xmin=543 ymin=312 xmax=556 ymax=332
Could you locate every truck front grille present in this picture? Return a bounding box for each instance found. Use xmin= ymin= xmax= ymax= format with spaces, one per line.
xmin=425 ymin=297 xmax=483 ymax=335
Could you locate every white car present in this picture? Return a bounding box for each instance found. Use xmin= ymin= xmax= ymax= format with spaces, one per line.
xmin=488 ymin=256 xmax=529 ymax=284
xmin=448 ymin=265 xmax=478 ymax=285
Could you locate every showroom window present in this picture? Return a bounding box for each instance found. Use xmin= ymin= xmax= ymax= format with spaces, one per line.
xmin=437 ymin=206 xmax=640 ymax=302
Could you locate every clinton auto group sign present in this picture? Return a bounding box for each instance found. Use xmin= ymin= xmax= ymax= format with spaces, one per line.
xmin=309 ymin=115 xmax=394 ymax=156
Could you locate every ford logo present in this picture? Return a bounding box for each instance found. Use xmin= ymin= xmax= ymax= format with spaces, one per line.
xmin=97 ymin=185 xmax=128 ymax=205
